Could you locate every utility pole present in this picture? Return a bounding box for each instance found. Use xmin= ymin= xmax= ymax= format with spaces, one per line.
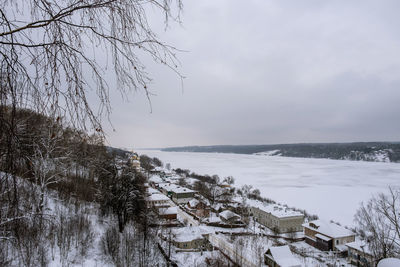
xmin=168 ymin=228 xmax=172 ymax=261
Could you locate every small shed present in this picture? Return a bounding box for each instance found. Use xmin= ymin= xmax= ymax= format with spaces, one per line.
xmin=264 ymin=245 xmax=302 ymax=267
xmin=219 ymin=210 xmax=241 ymax=224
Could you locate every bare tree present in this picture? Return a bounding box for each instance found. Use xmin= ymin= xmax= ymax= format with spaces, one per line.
xmin=1 ymin=0 xmax=183 ymax=131
xmin=355 ymin=187 xmax=400 ymax=260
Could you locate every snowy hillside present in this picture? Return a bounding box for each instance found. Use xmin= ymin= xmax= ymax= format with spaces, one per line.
xmin=341 ymin=149 xmax=392 ymax=162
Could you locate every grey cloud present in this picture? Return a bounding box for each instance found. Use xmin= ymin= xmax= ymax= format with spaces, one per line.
xmin=104 ymin=1 xmax=400 ymax=148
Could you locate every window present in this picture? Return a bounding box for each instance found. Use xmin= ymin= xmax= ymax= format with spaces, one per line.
xmin=336 ymin=240 xmax=339 ymax=245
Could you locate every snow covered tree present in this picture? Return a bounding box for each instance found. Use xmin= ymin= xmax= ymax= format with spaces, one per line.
xmin=223 ymin=176 xmax=235 ymax=185
xmin=97 ymin=160 xmax=147 ymax=232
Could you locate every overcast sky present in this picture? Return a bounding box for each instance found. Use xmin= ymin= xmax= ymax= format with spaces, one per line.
xmin=104 ymin=0 xmax=400 ymax=149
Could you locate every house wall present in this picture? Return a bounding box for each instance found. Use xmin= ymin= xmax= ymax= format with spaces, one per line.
xmin=333 ymin=236 xmax=355 ymax=249
xmin=264 ymin=256 xmax=279 ymax=267
xmin=159 ymin=213 xmax=177 ymax=220
xmin=304 ymin=227 xmax=320 ymax=239
xmin=220 ymin=217 xmax=240 ymax=224
xmin=173 ymin=196 xmax=193 ymax=204
xmin=173 ymin=238 xmax=206 ymax=249
xmin=174 ymin=192 xmax=195 ymax=199
xmin=348 ymin=247 xmax=374 ymax=267
xmin=172 ymin=193 xmax=194 ymax=204
xmin=194 ymin=208 xmax=210 ymax=218
xmin=147 ymin=199 xmax=169 ymax=207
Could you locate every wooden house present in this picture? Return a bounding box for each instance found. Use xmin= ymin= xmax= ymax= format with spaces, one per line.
xmin=303 ymin=220 xmax=355 ymax=252
xmin=186 ymin=199 xmax=210 ymax=218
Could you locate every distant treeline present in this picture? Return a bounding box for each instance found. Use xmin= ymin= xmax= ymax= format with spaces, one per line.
xmin=162 ymin=142 xmax=400 ymax=163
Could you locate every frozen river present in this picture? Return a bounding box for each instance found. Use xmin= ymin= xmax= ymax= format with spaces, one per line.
xmin=138 ymin=150 xmax=400 ymax=227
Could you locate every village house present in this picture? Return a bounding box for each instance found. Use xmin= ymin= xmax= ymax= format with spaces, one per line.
xmin=171 ymin=186 xmax=196 ymax=204
xmin=169 ymin=227 xmax=211 ymax=250
xmin=158 ymin=206 xmax=178 ymax=220
xmin=150 ymin=166 xmax=164 ymax=175
xmin=211 ymin=203 xmax=224 ymax=213
xmin=186 ymin=199 xmax=210 ymax=218
xmin=219 ymin=210 xmax=241 ymax=224
xmin=264 ymin=245 xmax=302 ymax=267
xmin=346 ymin=241 xmax=375 ymax=267
xmin=303 ymin=219 xmax=355 ymax=252
xmin=146 ymin=193 xmax=170 ymax=208
xmin=249 ymin=203 xmax=304 ymax=233
xmin=158 ymin=184 xmax=196 ymax=204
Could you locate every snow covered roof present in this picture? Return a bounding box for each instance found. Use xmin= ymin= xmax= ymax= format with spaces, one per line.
xmin=172 ymin=226 xmax=210 ymax=242
xmin=154 ymin=166 xmax=164 ymax=172
xmin=267 ymin=245 xmax=302 ymax=267
xmin=159 ymin=206 xmax=177 ymax=215
xmin=303 ymin=220 xmax=355 ymax=239
xmin=147 ymin=193 xmax=170 ymax=201
xmin=206 ymin=216 xmax=221 ymax=223
xmin=315 ymin=233 xmax=331 ymax=241
xmin=219 ymin=210 xmax=240 ymax=221
xmin=250 ymin=200 xmax=303 ymax=219
xmin=212 ymin=203 xmax=224 ymax=211
xmin=346 ymin=241 xmax=372 ymax=255
xmin=377 ymin=258 xmax=400 ymax=267
xmin=188 ymin=199 xmax=199 ymax=207
xmin=169 ymin=175 xmax=181 ymax=180
xmin=149 ymin=175 xmax=163 ymax=184
xmin=147 ymin=187 xmax=160 ymax=195
xmin=158 ymin=183 xmax=196 ymax=194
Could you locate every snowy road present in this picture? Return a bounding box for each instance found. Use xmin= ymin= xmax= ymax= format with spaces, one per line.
xmin=167 ymin=199 xmax=200 ymax=226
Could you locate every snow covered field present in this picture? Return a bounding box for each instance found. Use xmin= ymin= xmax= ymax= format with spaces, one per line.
xmin=138 ymin=150 xmax=400 ymax=227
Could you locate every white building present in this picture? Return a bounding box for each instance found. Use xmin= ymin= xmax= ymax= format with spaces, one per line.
xmin=249 ymin=202 xmax=304 ymax=233
xmin=146 ymin=193 xmax=170 ymax=208
xmin=158 ymin=183 xmax=196 ymax=204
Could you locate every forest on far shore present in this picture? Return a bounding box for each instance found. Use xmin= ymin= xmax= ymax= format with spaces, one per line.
xmin=162 ymin=142 xmax=400 ymax=162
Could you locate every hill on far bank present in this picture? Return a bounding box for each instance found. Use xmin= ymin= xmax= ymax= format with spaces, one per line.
xmin=162 ymin=142 xmax=400 ymax=163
